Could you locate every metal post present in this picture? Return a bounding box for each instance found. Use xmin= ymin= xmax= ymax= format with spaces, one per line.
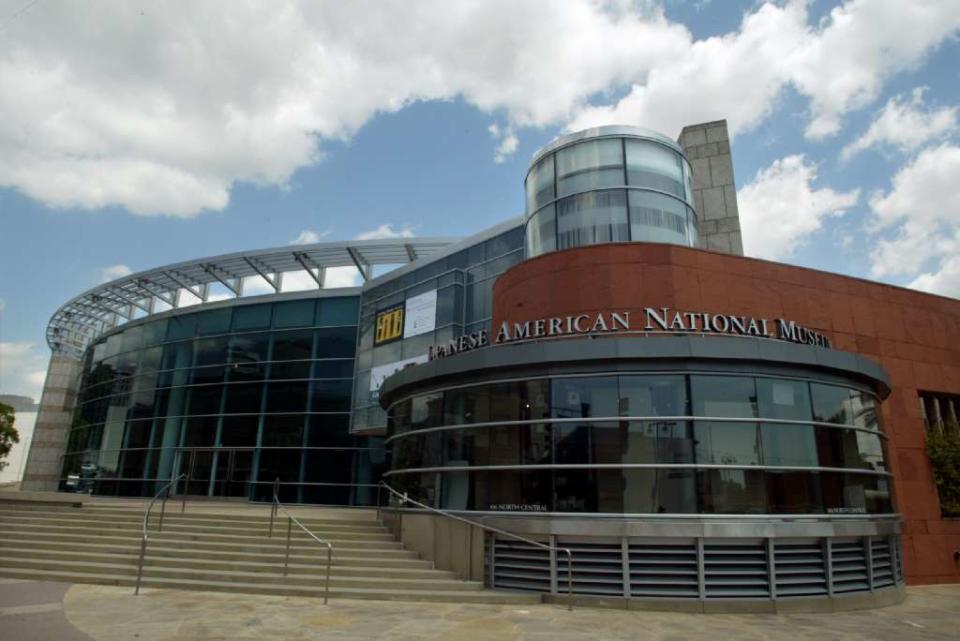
xmin=323 ymin=545 xmax=332 ymax=605
xmin=565 ymin=549 xmax=573 ymax=611
xmin=375 ymin=483 xmax=382 ymax=523
xmin=181 ymin=461 xmax=190 ymax=514
xmin=134 ymin=536 xmax=147 ymax=595
xmin=284 ymin=517 xmax=292 ymax=576
xmin=158 ymin=487 xmax=168 ymax=533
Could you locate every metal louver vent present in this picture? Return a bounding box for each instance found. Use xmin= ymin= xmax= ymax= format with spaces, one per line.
xmin=871 ymin=537 xmax=895 ymax=588
xmin=773 ymin=539 xmax=828 ymax=596
xmin=489 ymin=536 xmax=551 ymax=592
xmin=628 ymin=539 xmax=699 ymax=598
xmin=703 ymin=540 xmax=770 ymax=598
xmin=557 ymin=539 xmax=624 ymax=596
xmin=831 ymin=538 xmax=869 ymax=593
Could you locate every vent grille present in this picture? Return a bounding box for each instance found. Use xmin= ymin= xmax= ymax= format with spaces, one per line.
xmin=486 ymin=533 xmax=901 ymax=601
xmin=830 ymin=538 xmax=870 ymax=593
xmin=557 ymin=539 xmax=624 ymax=596
xmin=871 ymin=537 xmax=895 ymax=589
xmin=489 ymin=536 xmax=551 ymax=592
xmin=704 ymin=540 xmax=770 ymax=598
xmin=628 ymin=540 xmax=699 ymax=598
xmin=773 ymin=539 xmax=828 ymax=596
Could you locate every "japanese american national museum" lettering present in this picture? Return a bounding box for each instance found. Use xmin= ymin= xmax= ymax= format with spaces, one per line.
xmin=429 ymin=307 xmax=831 ymax=360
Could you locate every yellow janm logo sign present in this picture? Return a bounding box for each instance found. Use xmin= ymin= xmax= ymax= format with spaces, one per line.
xmin=374 ymin=306 xmax=404 ymax=345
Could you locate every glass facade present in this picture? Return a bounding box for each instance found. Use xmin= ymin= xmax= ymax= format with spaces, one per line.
xmin=386 ymin=374 xmax=893 ymax=515
xmin=353 ymin=225 xmax=524 ymax=431
xmin=525 ymin=131 xmax=697 ymax=257
xmin=60 ymin=295 xmax=387 ymax=505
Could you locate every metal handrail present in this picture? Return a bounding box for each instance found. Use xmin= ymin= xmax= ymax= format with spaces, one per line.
xmin=134 ymin=473 xmax=187 ymax=595
xmin=268 ymin=478 xmax=333 ymax=605
xmin=376 ymin=481 xmax=575 ymax=610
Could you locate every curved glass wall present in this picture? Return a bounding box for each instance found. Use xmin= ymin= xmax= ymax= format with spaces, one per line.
xmin=385 ymin=373 xmax=892 ymax=515
xmin=525 ymin=130 xmax=697 ymax=257
xmin=60 ymin=296 xmax=387 ymax=505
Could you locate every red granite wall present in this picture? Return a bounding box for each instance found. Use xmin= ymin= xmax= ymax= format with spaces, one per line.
xmin=492 ymin=242 xmax=960 ymax=584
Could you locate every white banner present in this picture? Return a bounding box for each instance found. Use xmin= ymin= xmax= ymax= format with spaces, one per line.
xmin=369 ymin=354 xmax=429 ymax=394
xmin=403 ymin=289 xmax=437 ymax=339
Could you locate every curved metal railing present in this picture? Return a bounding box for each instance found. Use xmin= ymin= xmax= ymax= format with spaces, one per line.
xmin=376 ymin=481 xmax=575 ymax=610
xmin=134 ymin=473 xmax=187 ymax=595
xmin=267 ymin=478 xmax=333 ymax=605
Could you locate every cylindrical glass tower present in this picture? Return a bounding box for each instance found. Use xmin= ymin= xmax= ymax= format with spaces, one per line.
xmin=524 ymin=125 xmax=697 ymax=257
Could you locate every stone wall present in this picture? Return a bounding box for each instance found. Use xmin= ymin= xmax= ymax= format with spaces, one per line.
xmin=20 ymin=353 xmax=81 ymax=491
xmin=678 ymin=120 xmax=743 ymax=255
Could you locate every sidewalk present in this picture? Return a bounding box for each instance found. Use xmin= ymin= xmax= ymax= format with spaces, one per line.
xmin=57 ymin=583 xmax=960 ymax=641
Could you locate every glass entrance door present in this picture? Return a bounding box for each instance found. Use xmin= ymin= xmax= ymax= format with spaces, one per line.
xmin=179 ymin=448 xmax=255 ymax=498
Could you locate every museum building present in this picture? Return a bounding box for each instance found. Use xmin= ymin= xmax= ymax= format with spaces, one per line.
xmin=22 ymin=122 xmax=960 ymax=607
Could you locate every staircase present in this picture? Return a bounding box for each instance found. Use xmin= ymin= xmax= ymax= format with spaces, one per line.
xmin=0 ymin=500 xmax=539 ymax=605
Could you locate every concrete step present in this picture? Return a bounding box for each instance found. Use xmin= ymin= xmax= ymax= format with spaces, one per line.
xmin=0 ymin=524 xmax=403 ymax=549
xmin=0 ymin=507 xmax=384 ymax=531
xmin=0 ymin=546 xmax=449 ymax=579
xmin=0 ymin=513 xmax=393 ymax=540
xmin=0 ymin=529 xmax=418 ymax=558
xmin=0 ymin=539 xmax=431 ymax=568
xmin=0 ymin=557 xmax=483 ymax=592
xmin=0 ymin=501 xmax=382 ymax=529
xmin=0 ymin=567 xmax=541 ymax=605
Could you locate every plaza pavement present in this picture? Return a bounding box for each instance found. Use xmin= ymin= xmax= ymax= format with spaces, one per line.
xmin=2 ymin=579 xmax=957 ymax=641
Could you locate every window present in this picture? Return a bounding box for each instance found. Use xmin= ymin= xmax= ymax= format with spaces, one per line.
xmin=525 ymin=155 xmax=555 ymax=211
xmin=317 ymin=297 xmax=359 ymax=326
xmin=556 ymin=190 xmax=629 ymax=250
xmin=691 ymin=376 xmax=757 ymax=418
xmin=556 ymin=138 xmax=624 ymax=197
xmin=756 ymin=378 xmax=812 ymax=421
xmin=232 ymin=304 xmax=272 ymax=330
xmin=625 ymin=139 xmax=684 ymax=198
xmin=551 ymin=377 xmax=618 ymax=418
xmin=272 ymin=300 xmax=315 ymax=328
xmin=619 ymin=375 xmax=686 ymax=417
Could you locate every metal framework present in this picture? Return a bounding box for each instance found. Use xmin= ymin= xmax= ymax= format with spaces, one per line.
xmin=47 ymin=238 xmax=458 ymax=357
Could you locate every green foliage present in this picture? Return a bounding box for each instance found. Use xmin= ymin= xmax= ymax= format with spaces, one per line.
xmin=0 ymin=402 xmax=20 ymax=473
xmin=926 ymin=423 xmax=960 ymax=518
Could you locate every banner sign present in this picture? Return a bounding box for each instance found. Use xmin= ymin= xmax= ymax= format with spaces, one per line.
xmin=369 ymin=354 xmax=430 ymax=396
xmin=374 ymin=305 xmax=404 ymax=345
xmin=403 ymin=290 xmax=437 ymax=339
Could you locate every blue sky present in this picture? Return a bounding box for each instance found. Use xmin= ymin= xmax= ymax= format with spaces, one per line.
xmin=1 ymin=0 xmax=958 ymax=400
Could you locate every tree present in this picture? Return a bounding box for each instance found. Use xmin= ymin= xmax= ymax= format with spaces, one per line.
xmin=0 ymin=402 xmax=20 ymax=472
xmin=926 ymin=421 xmax=960 ymax=518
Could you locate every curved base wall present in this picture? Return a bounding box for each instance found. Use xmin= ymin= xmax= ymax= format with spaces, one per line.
xmin=482 ymin=515 xmax=903 ymax=611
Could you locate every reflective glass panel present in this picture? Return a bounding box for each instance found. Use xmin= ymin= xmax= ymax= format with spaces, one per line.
xmin=694 ymin=422 xmax=760 ymax=465
xmin=556 ymin=190 xmax=629 ymax=250
xmin=556 ymin=139 xmax=624 ymax=197
xmin=756 ymin=378 xmax=812 ymax=421
xmin=618 ymin=375 xmax=686 ymax=417
xmin=551 ymin=376 xmax=618 ymax=418
xmin=525 ymin=154 xmax=555 ymax=210
xmin=690 ymin=376 xmax=757 ymax=417
xmin=625 ymin=139 xmax=684 ymax=198
xmin=761 ymin=423 xmax=818 ymax=466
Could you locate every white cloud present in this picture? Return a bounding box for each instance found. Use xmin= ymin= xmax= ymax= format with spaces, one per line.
xmin=488 ymin=123 xmax=519 ymax=163
xmin=789 ymin=0 xmax=960 ymax=140
xmin=2 ymin=2 xmax=956 ymax=216
xmin=868 ymin=145 xmax=960 ymax=296
xmin=909 ymin=255 xmax=960 ymax=299
xmin=0 ymin=341 xmax=49 ymax=401
xmin=290 ymin=229 xmax=330 ymax=245
xmin=569 ymin=1 xmax=960 ymax=140
xmin=841 ymin=87 xmax=958 ymax=160
xmin=355 ymin=224 xmax=414 ymax=240
xmin=99 ymin=264 xmax=132 ymax=283
xmin=738 ymin=155 xmax=860 ymax=260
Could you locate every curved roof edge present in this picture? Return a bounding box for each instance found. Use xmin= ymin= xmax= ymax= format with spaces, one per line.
xmin=48 ymin=237 xmax=459 ymax=357
xmin=528 ymin=125 xmax=683 ymax=169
